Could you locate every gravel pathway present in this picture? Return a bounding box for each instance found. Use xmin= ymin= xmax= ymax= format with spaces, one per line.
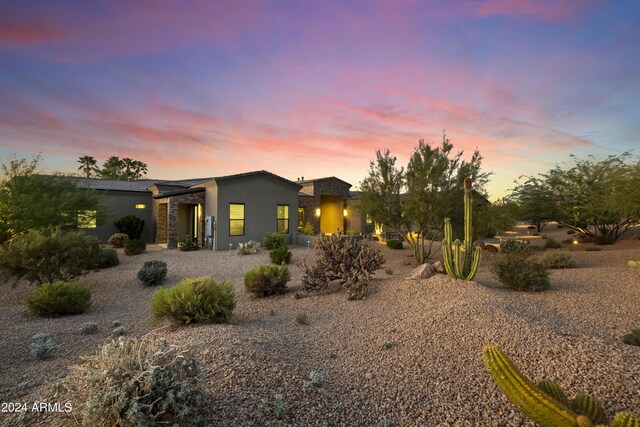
xmin=1 ymin=234 xmax=639 ymax=426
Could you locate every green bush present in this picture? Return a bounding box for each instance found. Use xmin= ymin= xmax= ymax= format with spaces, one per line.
xmin=237 ymin=240 xmax=260 ymax=255
xmin=500 ymin=240 xmax=534 ymax=255
xmin=302 ymin=222 xmax=315 ymax=236
xmin=567 ymin=229 xmax=576 ymax=235
xmin=114 ymin=215 xmax=145 ymax=240
xmin=386 ymin=239 xmax=403 ymax=250
xmin=66 ymin=337 xmax=206 ymax=426
xmin=178 ymin=236 xmax=199 ymax=251
xmin=107 ymin=233 xmax=129 ymax=248
xmin=544 ymin=238 xmax=561 ymax=249
xmin=27 ymin=281 xmax=92 ymax=316
xmin=244 ymin=264 xmax=290 ymax=297
xmin=594 ymin=235 xmax=616 ymax=245
xmin=137 ymin=260 xmax=167 ymax=286
xmin=30 ymin=332 xmax=57 ymax=360
xmin=124 ymin=239 xmax=146 ymax=256
xmin=151 ymin=277 xmax=235 ymax=324
xmin=270 ymin=245 xmax=292 ymax=264
xmin=536 ymin=250 xmax=575 ymax=269
xmin=93 ymin=248 xmax=119 ymax=269
xmin=0 ymin=227 xmax=100 ymax=285
xmin=263 ymin=233 xmax=286 ymax=250
xmin=623 ymin=329 xmax=640 ymax=346
xmin=491 ymin=256 xmax=550 ymax=291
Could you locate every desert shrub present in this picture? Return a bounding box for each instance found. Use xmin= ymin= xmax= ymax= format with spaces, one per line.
xmin=124 ymin=239 xmax=146 ymax=256
xmin=585 ymin=247 xmax=602 ymax=251
xmin=66 ymin=336 xmax=206 ymax=426
xmin=244 ymin=264 xmax=290 ymax=297
xmin=107 ymin=233 xmax=129 ymax=248
xmin=345 ymin=228 xmax=357 ymax=236
xmin=0 ymin=227 xmax=100 ymax=285
xmin=137 ymin=260 xmax=167 ymax=286
xmin=92 ymin=248 xmax=119 ymax=269
xmin=536 ymin=250 xmax=575 ymax=269
xmin=30 ymin=332 xmax=57 ymax=360
xmin=527 ymin=225 xmax=536 ymax=229
xmin=80 ymin=322 xmax=98 ymax=335
xmin=296 ymin=313 xmax=308 ymax=325
xmin=300 ymin=233 xmax=385 ymax=300
xmin=112 ymin=325 xmax=126 ymax=336
xmin=237 ymin=240 xmax=260 ymax=255
xmin=151 ymin=277 xmax=235 ymax=325
xmin=270 ymin=245 xmax=292 ymax=264
xmin=178 ymin=235 xmax=199 ymax=251
xmin=302 ymin=222 xmax=315 ymax=236
xmin=27 ymin=281 xmax=91 ymax=316
xmin=567 ymin=229 xmax=576 ymax=235
xmin=594 ymin=235 xmax=616 ymax=245
xmin=500 ymin=240 xmax=533 ymax=255
xmin=263 ymin=233 xmax=286 ymax=250
xmin=386 ymin=239 xmax=403 ymax=250
xmin=114 ymin=215 xmax=145 ymax=240
xmin=544 ymin=238 xmax=561 ymax=249
xmin=491 ymin=256 xmax=550 ymax=291
xmin=623 ymin=329 xmax=640 ymax=346
xmin=384 ymin=267 xmax=393 ymax=275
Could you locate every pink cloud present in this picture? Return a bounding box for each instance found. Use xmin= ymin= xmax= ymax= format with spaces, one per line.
xmin=463 ymin=0 xmax=593 ymax=22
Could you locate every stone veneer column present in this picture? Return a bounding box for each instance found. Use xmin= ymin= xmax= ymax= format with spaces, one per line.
xmin=167 ymin=200 xmax=178 ymax=249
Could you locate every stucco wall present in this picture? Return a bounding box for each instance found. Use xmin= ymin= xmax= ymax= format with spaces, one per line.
xmin=86 ymin=191 xmax=153 ymax=243
xmin=214 ymin=175 xmax=299 ymax=250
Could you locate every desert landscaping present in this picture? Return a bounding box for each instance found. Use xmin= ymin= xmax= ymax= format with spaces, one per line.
xmin=1 ymin=223 xmax=639 ymax=426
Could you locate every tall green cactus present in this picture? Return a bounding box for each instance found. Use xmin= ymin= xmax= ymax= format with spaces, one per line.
xmin=483 ymin=345 xmax=640 ymax=427
xmin=442 ymin=177 xmax=481 ymax=280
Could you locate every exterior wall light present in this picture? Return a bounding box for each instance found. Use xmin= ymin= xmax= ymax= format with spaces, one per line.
xmin=135 ymin=204 xmax=146 ymax=209
xmin=315 ymin=208 xmax=321 ymax=217
xmin=343 ymin=209 xmax=348 ymax=217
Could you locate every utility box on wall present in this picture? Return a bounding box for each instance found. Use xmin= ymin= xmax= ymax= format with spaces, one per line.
xmin=205 ymin=216 xmax=215 ymax=249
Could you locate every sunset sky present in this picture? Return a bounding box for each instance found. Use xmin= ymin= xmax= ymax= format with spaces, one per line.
xmin=1 ymin=0 xmax=638 ymax=199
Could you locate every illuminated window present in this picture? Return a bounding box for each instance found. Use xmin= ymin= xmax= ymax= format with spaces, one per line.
xmin=77 ymin=210 xmax=97 ymax=229
xmin=229 ymin=203 xmax=244 ymax=236
xmin=297 ymin=208 xmax=305 ymax=230
xmin=135 ymin=204 xmax=146 ymax=209
xmin=277 ymin=205 xmax=289 ymax=234
xmin=365 ymin=214 xmax=373 ymax=224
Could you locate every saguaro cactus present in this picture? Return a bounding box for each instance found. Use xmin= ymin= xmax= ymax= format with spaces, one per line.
xmin=442 ymin=177 xmax=481 ymax=280
xmin=482 ymin=345 xmax=640 ymax=427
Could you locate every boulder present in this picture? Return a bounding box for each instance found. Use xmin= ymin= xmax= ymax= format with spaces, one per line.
xmin=432 ymin=260 xmax=446 ymax=274
xmin=407 ymin=263 xmax=436 ymax=280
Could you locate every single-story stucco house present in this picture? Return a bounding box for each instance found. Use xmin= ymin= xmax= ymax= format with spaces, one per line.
xmin=76 ymin=171 xmax=369 ymax=250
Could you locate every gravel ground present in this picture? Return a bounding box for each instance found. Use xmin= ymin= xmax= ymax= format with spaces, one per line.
xmin=1 ymin=229 xmax=639 ymax=426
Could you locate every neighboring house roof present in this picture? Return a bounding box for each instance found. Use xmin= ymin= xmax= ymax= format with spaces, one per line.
xmin=153 ymin=187 xmax=205 ymax=199
xmin=297 ymin=176 xmax=352 ymax=187
xmin=74 ymin=178 xmax=158 ymax=193
xmin=195 ymin=170 xmax=302 ymax=189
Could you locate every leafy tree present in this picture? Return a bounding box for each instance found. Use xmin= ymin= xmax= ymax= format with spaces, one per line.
xmin=77 ymin=155 xmax=99 ymax=178
xmin=508 ymin=176 xmax=557 ymax=232
xmin=358 ymin=134 xmax=491 ymax=263
xmin=474 ymin=199 xmax=518 ymax=239
xmin=0 ymin=154 xmax=102 ymax=243
xmin=543 ymin=153 xmax=639 ymax=240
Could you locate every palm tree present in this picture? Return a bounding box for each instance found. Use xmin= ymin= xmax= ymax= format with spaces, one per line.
xmin=77 ymin=156 xmax=98 ymax=178
xmin=100 ymin=156 xmax=124 ymax=179
xmin=130 ymin=160 xmax=148 ymax=180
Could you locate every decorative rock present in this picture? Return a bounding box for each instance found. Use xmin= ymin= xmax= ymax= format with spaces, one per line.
xmin=433 ymin=260 xmax=446 ymax=274
xmin=407 ymin=263 xmax=436 ymax=280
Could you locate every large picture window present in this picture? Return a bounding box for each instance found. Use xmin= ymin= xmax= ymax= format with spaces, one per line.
xmin=297 ymin=208 xmax=305 ymax=230
xmin=277 ymin=205 xmax=289 ymax=234
xmin=229 ymin=203 xmax=245 ymax=236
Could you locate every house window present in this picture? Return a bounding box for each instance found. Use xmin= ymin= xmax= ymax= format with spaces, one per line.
xmin=277 ymin=205 xmax=289 ymax=234
xmin=135 ymin=204 xmax=146 ymax=209
xmin=229 ymin=203 xmax=244 ymax=236
xmin=77 ymin=210 xmax=97 ymax=229
xmin=297 ymin=208 xmax=305 ymax=230
xmin=366 ymin=214 xmax=373 ymax=224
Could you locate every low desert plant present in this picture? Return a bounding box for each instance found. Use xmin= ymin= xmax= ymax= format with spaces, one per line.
xmin=92 ymin=248 xmax=119 ymax=269
xmin=114 ymin=215 xmax=145 ymax=240
xmin=244 ymin=264 xmax=290 ymax=297
xmin=382 ymin=340 xmax=394 ymax=350
xmin=300 ymin=232 xmax=384 ymax=300
xmin=536 ymin=250 xmax=576 ymax=269
xmin=567 ymin=229 xmax=576 ymax=234
xmin=0 ymin=227 xmax=100 ymax=285
xmin=303 ymin=371 xmax=325 ymax=391
xmin=270 ymin=245 xmax=292 ymax=264
xmin=151 ymin=277 xmax=235 ymax=324
xmin=124 ymin=239 xmax=146 ymax=255
xmin=237 ymin=240 xmax=260 ymax=255
xmin=178 ymin=235 xmax=199 ymax=251
xmin=80 ymin=322 xmax=99 ymax=335
xmin=384 ymin=267 xmax=393 ymax=275
xmin=65 ymin=336 xmax=206 ymax=426
xmin=296 ymin=313 xmax=308 ymax=325
xmin=137 ymin=260 xmax=167 ymax=286
xmin=386 ymin=239 xmax=403 ymax=250
xmin=527 ymin=225 xmax=536 ymax=229
xmin=585 ymin=247 xmax=602 ymax=251
xmin=544 ymin=238 xmax=561 ymax=249
xmin=500 ymin=240 xmax=533 ymax=255
xmin=27 ymin=281 xmax=92 ymax=316
xmin=112 ymin=325 xmax=126 ymax=336
xmin=302 ymin=222 xmax=315 ymax=236
xmin=30 ymin=332 xmax=57 ymax=360
xmin=622 ymin=329 xmax=640 ymax=346
xmin=263 ymin=233 xmax=286 ymax=250
xmin=107 ymin=233 xmax=129 ymax=248
xmin=345 ymin=228 xmax=357 ymax=236
xmin=491 ymin=256 xmax=550 ymax=291
xmin=594 ymin=235 xmax=616 ymax=245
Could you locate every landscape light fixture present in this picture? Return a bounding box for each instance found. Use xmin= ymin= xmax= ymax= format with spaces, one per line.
xmin=315 ymin=208 xmax=321 ymax=217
